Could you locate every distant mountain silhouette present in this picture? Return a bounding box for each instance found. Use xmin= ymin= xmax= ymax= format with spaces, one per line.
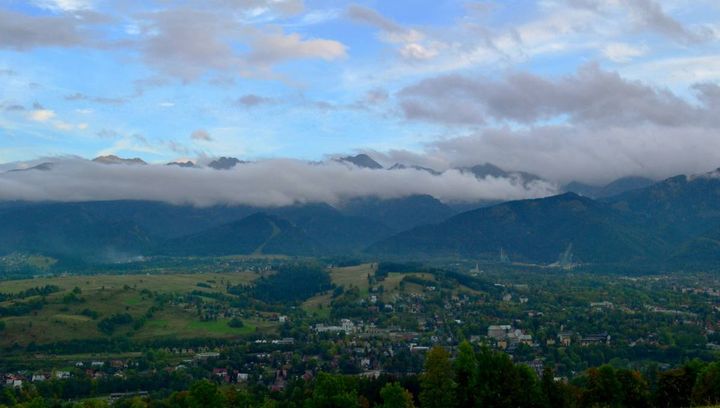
xmin=388 ymin=163 xmax=441 ymax=175
xmin=564 ymin=176 xmax=655 ymax=198
xmin=93 ymin=155 xmax=147 ymax=165
xmin=337 ymin=154 xmax=383 ymax=169
xmin=367 ymin=193 xmax=661 ymax=264
xmin=2 ymin=167 xmax=720 ymax=268
xmin=160 ymin=213 xmax=321 ymax=256
xmin=7 ymin=162 xmax=55 ymax=172
xmin=166 ymin=161 xmax=195 ymax=168
xmin=208 ymin=157 xmax=245 ymax=170
xmin=340 ymin=194 xmax=455 ymax=232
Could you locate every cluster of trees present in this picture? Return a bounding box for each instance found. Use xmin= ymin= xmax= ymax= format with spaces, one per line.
xmin=0 ymin=286 xmax=60 ymax=302
xmin=0 ymin=298 xmax=45 ymax=318
xmin=250 ymin=263 xmax=332 ymax=304
xmin=375 ymin=262 xmax=422 ymax=280
xmin=96 ymin=313 xmax=133 ymax=335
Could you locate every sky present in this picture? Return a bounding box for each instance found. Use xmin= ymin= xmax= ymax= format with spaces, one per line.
xmin=1 ymin=0 xmax=720 ymax=205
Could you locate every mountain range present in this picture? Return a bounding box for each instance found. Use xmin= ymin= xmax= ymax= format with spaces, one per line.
xmin=3 ymin=155 xmax=716 ymax=270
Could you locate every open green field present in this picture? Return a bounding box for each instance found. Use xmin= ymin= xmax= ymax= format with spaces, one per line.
xmin=0 ymin=271 xmax=275 ymax=347
xmin=329 ymin=263 xmax=375 ymax=295
xmin=0 ymin=271 xmax=258 ymax=293
xmin=301 ymin=264 xmax=438 ymax=316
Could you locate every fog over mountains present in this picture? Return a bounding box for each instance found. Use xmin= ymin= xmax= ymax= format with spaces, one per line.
xmin=4 ymin=151 xmax=720 ymax=269
xmin=0 ymin=154 xmax=559 ymax=207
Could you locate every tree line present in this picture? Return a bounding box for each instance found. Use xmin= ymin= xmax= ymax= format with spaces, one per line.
xmin=4 ymin=342 xmax=720 ymax=407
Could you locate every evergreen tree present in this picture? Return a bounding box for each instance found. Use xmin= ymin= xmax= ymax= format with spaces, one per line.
xmin=692 ymin=362 xmax=720 ymax=406
xmin=655 ymin=367 xmax=695 ymax=408
xmin=379 ymin=382 xmax=415 ymax=408
xmin=307 ymin=372 xmax=360 ymax=408
xmin=419 ymin=346 xmax=455 ymax=408
xmin=188 ymin=380 xmax=225 ymax=408
xmin=453 ymin=341 xmax=477 ymax=408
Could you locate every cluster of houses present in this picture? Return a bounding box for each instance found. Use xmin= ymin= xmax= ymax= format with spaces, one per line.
xmin=3 ymin=370 xmax=72 ymax=388
xmin=314 ymin=319 xmax=356 ymax=335
xmin=487 ymin=324 xmax=534 ymax=350
xmin=485 ymin=324 xmax=611 ymax=349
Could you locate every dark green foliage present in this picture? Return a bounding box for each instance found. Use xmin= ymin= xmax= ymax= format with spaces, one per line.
xmin=80 ymin=308 xmax=99 ymax=319
xmin=474 ymin=346 xmax=543 ymax=408
xmin=419 ymin=346 xmax=455 ymax=408
xmin=306 ymin=372 xmax=359 ymax=408
xmin=453 ymin=341 xmax=476 ymax=408
xmin=189 ymin=379 xmax=225 ymax=408
xmin=577 ymin=365 xmax=650 ymax=408
xmin=442 ymin=270 xmax=496 ymax=292
xmin=0 ymin=387 xmax=17 ymax=406
xmin=379 ymin=382 xmax=415 ymax=408
xmin=228 ymin=318 xmax=244 ymax=328
xmin=97 ymin=313 xmax=134 ymax=335
xmin=655 ymin=362 xmax=701 ymax=408
xmin=0 ymin=298 xmax=45 ymax=317
xmin=252 ymin=263 xmax=332 ymax=303
xmin=62 ymin=291 xmax=85 ymax=304
xmin=330 ymin=287 xmax=372 ymax=319
xmin=400 ymin=275 xmax=435 ymax=287
xmin=0 ymin=285 xmax=60 ymax=302
xmin=376 ymin=261 xmax=423 ymax=278
xmin=691 ymin=362 xmax=720 ymax=406
xmin=541 ymin=367 xmax=574 ymax=408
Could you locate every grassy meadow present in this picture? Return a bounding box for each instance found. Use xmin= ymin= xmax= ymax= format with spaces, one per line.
xmin=0 ymin=271 xmax=274 ymax=347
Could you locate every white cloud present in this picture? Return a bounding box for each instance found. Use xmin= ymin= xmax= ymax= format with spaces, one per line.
xmin=622 ymin=55 xmax=720 ymax=87
xmin=602 ymin=42 xmax=647 ymax=62
xmin=400 ymin=43 xmax=439 ymax=60
xmin=30 ymin=109 xmax=55 ymax=122
xmin=52 ymin=120 xmax=88 ymax=131
xmin=0 ymin=158 xmax=558 ymax=206
xmin=136 ymin=8 xmax=346 ymax=80
xmin=32 ymin=0 xmax=94 ymax=12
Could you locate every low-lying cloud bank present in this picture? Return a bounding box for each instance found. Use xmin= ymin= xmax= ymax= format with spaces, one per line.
xmin=0 ymin=158 xmax=558 ymax=207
